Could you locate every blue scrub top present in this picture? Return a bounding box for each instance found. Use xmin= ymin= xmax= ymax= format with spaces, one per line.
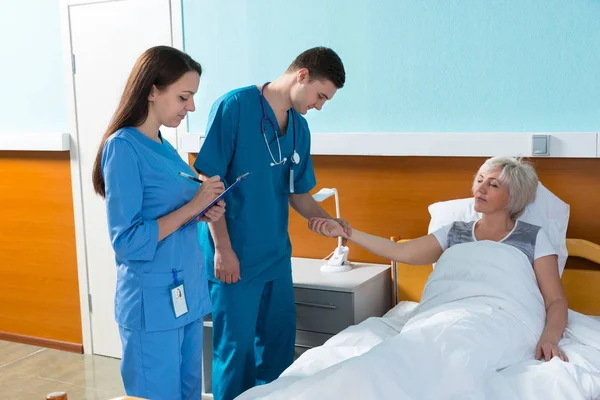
xmin=102 ymin=127 xmax=211 ymax=332
xmin=194 ymin=86 xmax=316 ymax=282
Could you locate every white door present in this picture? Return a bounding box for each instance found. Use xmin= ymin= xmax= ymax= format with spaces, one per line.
xmin=70 ymin=0 xmax=174 ymax=358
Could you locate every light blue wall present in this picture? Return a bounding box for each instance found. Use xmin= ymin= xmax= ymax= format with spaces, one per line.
xmin=0 ymin=0 xmax=68 ymax=134
xmin=183 ymin=0 xmax=600 ymax=134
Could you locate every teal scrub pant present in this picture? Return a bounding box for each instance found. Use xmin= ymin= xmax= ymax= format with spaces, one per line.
xmin=119 ymin=318 xmax=203 ymax=400
xmin=209 ymin=273 xmax=296 ymax=400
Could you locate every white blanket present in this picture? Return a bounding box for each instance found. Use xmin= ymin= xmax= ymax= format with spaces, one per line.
xmin=238 ymin=241 xmax=600 ymax=400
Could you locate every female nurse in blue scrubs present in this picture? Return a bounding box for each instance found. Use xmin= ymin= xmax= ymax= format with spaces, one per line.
xmin=91 ymin=46 xmax=225 ymax=400
xmin=194 ymin=47 xmax=350 ymax=400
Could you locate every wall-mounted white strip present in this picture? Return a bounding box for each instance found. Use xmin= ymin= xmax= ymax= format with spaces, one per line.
xmin=0 ymin=133 xmax=70 ymax=151
xmin=180 ymin=132 xmax=598 ymax=158
xmin=66 ymin=0 xmax=116 ymax=6
xmin=180 ymin=133 xmax=204 ymax=154
xmin=597 ymin=133 xmax=600 ymax=158
xmin=311 ymin=132 xmax=598 ymax=158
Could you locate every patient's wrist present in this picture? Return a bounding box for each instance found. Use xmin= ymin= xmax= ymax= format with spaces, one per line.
xmin=540 ymin=329 xmax=562 ymax=344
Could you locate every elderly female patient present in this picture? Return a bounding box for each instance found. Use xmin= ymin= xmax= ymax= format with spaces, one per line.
xmin=310 ymin=156 xmax=568 ymax=375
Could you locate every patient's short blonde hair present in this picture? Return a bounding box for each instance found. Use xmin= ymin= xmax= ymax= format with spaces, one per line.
xmin=476 ymin=157 xmax=538 ymax=219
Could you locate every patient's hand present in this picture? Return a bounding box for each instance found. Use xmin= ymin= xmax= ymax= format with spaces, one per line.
xmin=536 ymin=337 xmax=568 ymax=362
xmin=334 ymin=218 xmax=352 ymax=245
xmin=309 ymin=218 xmax=351 ymax=239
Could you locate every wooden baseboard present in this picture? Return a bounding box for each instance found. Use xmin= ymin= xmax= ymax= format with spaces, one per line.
xmin=0 ymin=331 xmax=83 ymax=354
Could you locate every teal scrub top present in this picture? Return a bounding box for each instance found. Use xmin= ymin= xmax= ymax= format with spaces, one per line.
xmin=194 ymin=86 xmax=316 ymax=282
xmin=102 ymin=127 xmax=211 ymax=332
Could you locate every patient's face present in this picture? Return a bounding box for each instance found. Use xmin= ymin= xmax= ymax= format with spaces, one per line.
xmin=472 ymin=168 xmax=510 ymax=215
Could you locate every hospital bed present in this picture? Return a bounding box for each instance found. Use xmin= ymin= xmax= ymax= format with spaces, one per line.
xmin=238 ymin=238 xmax=600 ymax=400
xmin=238 ymin=186 xmax=600 ymax=399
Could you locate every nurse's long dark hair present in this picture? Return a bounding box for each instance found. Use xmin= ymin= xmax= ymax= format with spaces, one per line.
xmin=92 ymin=46 xmax=202 ymax=198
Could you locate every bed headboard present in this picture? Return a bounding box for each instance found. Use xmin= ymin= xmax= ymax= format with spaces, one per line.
xmin=391 ymin=238 xmax=600 ymax=316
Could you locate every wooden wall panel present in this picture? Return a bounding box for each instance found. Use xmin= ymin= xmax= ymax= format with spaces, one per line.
xmin=0 ymin=152 xmax=82 ymax=347
xmin=189 ymin=154 xmax=600 ymax=269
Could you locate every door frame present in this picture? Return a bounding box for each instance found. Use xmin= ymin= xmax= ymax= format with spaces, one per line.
xmin=59 ymin=0 xmax=185 ymax=355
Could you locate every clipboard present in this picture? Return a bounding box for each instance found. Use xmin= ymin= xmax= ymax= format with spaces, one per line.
xmin=182 ymin=172 xmax=250 ymax=228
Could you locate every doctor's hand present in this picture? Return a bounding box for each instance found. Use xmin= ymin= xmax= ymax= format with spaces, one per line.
xmin=309 ymin=218 xmax=351 ymax=240
xmin=191 ymin=175 xmax=224 ymax=212
xmin=536 ymin=337 xmax=568 ymax=362
xmin=199 ymin=200 xmax=225 ymax=223
xmin=333 ymin=218 xmax=352 ymax=246
xmin=214 ymin=247 xmax=241 ymax=284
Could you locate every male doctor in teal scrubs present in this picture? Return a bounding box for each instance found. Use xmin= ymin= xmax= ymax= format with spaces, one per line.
xmin=194 ymin=47 xmax=349 ymax=400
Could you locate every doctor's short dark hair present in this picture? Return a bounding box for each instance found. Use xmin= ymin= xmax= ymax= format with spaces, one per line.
xmin=287 ymin=47 xmax=345 ymax=89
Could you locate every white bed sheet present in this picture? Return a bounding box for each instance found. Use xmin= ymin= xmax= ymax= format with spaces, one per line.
xmin=239 ymin=302 xmax=600 ymax=400
xmin=238 ymin=242 xmax=600 ymax=400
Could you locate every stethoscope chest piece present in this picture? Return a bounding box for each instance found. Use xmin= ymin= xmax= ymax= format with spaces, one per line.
xmin=291 ymin=151 xmax=300 ymax=165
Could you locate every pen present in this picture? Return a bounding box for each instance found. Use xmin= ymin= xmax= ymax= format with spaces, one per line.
xmin=179 ymin=171 xmax=203 ymax=184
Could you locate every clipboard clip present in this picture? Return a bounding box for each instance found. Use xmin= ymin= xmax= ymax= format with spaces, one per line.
xmin=237 ymin=172 xmax=250 ymax=180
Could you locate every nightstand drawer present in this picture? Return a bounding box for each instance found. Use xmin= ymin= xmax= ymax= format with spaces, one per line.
xmin=296 ymin=329 xmax=331 ymax=347
xmin=294 ymin=287 xmax=353 ymax=334
xmin=295 ymin=330 xmax=332 ymax=359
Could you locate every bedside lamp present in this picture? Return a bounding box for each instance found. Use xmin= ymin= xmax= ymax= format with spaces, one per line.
xmin=312 ymin=188 xmax=351 ymax=273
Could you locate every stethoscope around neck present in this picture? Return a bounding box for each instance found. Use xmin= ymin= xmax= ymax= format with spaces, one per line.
xmin=260 ymin=82 xmax=300 ymax=167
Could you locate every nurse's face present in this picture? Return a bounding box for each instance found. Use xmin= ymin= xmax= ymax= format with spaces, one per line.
xmin=148 ymin=70 xmax=200 ymax=128
xmin=291 ymin=69 xmax=337 ymax=115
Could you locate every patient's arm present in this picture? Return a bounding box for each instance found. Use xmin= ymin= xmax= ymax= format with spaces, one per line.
xmin=534 ymin=254 xmax=569 ymax=362
xmin=309 ymin=218 xmax=443 ymax=265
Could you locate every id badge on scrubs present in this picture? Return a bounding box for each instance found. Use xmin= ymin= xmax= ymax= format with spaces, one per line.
xmin=170 ymin=281 xmax=189 ymax=318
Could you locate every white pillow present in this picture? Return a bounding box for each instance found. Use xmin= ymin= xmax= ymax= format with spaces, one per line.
xmin=427 ymin=182 xmax=570 ymax=276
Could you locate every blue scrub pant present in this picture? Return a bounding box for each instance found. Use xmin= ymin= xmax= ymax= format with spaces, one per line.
xmin=209 ymin=273 xmax=296 ymax=400
xmin=119 ymin=318 xmax=203 ymax=400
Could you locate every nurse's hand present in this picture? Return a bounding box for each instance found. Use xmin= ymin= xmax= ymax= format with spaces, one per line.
xmin=191 ymin=175 xmax=224 ymax=212
xmin=214 ymin=247 xmax=241 ymax=284
xmin=199 ymin=200 xmax=225 ymax=223
xmin=309 ymin=218 xmax=351 ymax=239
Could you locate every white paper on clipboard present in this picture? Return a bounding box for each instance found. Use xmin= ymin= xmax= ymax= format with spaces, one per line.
xmin=182 ymin=172 xmax=250 ymax=228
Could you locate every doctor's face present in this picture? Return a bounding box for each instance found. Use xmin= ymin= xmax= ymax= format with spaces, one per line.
xmin=291 ymin=69 xmax=337 ymax=115
xmin=148 ymin=70 xmax=200 ymax=128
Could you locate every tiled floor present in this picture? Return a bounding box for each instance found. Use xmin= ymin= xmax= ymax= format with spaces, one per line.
xmin=0 ymin=340 xmax=126 ymax=400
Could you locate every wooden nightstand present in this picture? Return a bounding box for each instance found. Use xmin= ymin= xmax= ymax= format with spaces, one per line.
xmin=291 ymin=257 xmax=392 ymax=358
